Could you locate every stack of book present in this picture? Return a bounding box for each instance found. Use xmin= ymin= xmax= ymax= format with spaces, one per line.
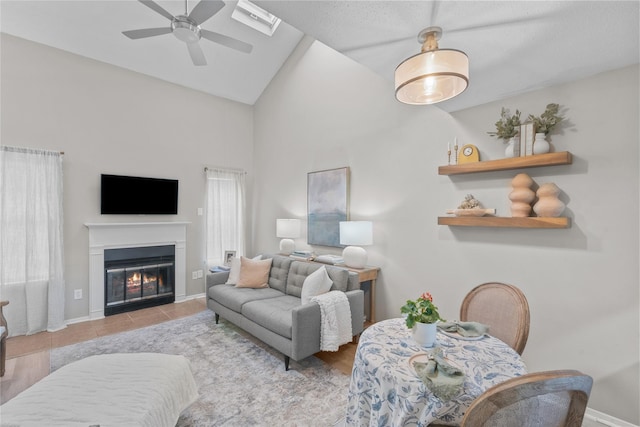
xmin=289 ymin=250 xmax=314 ymax=261
xmin=313 ymin=254 xmax=345 ymax=265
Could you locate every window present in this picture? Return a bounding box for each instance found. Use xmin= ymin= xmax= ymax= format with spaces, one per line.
xmin=205 ymin=168 xmax=246 ymax=267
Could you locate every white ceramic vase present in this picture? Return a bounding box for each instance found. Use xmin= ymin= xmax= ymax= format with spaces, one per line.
xmin=533 ymin=133 xmax=550 ymax=154
xmin=504 ymin=138 xmax=517 ymax=158
xmin=412 ymin=322 xmax=437 ymax=348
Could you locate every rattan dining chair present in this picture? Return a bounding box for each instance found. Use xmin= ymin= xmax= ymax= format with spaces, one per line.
xmin=460 ymin=369 xmax=593 ymax=427
xmin=460 ymin=282 xmax=530 ymax=355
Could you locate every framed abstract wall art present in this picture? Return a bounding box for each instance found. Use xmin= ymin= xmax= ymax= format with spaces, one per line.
xmin=307 ymin=167 xmax=350 ymax=247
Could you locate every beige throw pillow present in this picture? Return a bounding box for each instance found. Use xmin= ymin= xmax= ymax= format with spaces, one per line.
xmin=301 ymin=266 xmax=334 ymax=304
xmin=236 ymin=256 xmax=272 ymax=288
xmin=226 ymin=254 xmax=262 ymax=285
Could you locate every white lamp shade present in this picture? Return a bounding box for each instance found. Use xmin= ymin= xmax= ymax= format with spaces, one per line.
xmin=276 ymin=219 xmax=300 ymax=238
xmin=395 ymin=49 xmax=469 ymax=105
xmin=339 ymin=221 xmax=373 ymax=246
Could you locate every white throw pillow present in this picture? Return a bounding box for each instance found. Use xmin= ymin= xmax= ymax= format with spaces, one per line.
xmin=301 ymin=266 xmax=333 ymax=304
xmin=225 ymin=254 xmax=261 ymax=285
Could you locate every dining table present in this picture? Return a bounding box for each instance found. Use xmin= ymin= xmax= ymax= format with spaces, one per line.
xmin=345 ymin=318 xmax=528 ymax=426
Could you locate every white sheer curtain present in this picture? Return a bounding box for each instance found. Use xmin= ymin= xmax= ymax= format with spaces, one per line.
xmin=205 ymin=167 xmax=246 ymax=267
xmin=0 ymin=146 xmax=66 ymax=336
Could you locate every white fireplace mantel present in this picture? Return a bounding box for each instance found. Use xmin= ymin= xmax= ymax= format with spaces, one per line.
xmin=85 ymin=222 xmax=189 ymax=319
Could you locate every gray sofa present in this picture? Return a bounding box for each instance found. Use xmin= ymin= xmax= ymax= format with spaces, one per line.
xmin=206 ymin=254 xmax=365 ymax=370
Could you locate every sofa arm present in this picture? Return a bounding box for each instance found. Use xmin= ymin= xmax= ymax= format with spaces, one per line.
xmin=205 ymin=271 xmax=230 ymax=295
xmin=346 ymin=290 xmax=365 ymax=335
xmin=291 ymin=302 xmax=322 ymax=360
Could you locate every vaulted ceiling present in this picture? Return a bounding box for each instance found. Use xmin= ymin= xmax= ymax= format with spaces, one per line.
xmin=2 ymin=1 xmax=638 ymax=111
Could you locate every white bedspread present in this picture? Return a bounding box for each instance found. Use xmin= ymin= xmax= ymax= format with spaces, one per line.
xmin=0 ymin=353 xmax=199 ymax=427
xmin=311 ymin=290 xmax=352 ymax=352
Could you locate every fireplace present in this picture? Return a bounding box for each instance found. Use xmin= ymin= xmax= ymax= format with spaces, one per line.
xmin=104 ymin=245 xmax=175 ymax=316
xmin=85 ymin=222 xmax=188 ymax=320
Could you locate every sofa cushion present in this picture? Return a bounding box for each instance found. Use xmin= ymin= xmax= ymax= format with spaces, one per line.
xmin=263 ymin=255 xmax=292 ymax=293
xmin=286 ymin=261 xmax=349 ymax=297
xmin=208 ymin=284 xmax=283 ymax=313
xmin=236 ymin=257 xmax=272 ymax=288
xmin=300 ymin=266 xmax=333 ymax=304
xmin=241 ymin=295 xmax=300 ymax=339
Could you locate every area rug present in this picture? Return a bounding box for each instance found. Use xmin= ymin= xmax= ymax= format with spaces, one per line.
xmin=50 ymin=310 xmax=351 ymax=426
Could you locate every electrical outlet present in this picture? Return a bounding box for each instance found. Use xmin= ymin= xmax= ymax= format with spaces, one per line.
xmin=197 ymin=208 xmax=203 ymax=216
xmin=192 ymin=271 xmax=198 ymax=280
xmin=196 ymin=269 xmax=203 ymax=278
xmin=74 ymin=289 xmax=82 ymax=300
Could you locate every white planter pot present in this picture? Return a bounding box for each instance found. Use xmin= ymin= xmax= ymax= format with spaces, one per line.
xmin=412 ymin=322 xmax=437 ymax=348
xmin=533 ymin=133 xmax=550 ymax=154
xmin=504 ymin=138 xmax=517 ymax=158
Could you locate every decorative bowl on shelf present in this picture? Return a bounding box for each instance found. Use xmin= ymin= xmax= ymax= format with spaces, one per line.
xmin=446 ymin=208 xmax=496 ymax=217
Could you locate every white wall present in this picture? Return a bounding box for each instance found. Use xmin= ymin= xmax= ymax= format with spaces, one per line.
xmin=0 ymin=34 xmax=254 ymax=320
xmin=254 ymin=37 xmax=639 ymax=423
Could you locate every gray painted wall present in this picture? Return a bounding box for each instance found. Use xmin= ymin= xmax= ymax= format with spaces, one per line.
xmin=1 ymin=34 xmax=254 ymax=320
xmin=253 ymin=37 xmax=639 ymax=423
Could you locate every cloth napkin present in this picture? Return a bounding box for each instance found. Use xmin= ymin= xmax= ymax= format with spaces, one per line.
xmin=413 ymin=347 xmax=465 ymax=401
xmin=437 ymin=320 xmax=489 ymax=337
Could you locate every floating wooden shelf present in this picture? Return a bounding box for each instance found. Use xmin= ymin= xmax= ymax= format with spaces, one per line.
xmin=438 ymin=152 xmax=572 ymax=176
xmin=438 ymin=216 xmax=571 ymax=229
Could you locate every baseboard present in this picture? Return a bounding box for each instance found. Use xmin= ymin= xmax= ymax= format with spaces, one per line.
xmin=585 ymin=408 xmax=639 ymax=427
xmin=180 ymin=293 xmax=205 ymax=301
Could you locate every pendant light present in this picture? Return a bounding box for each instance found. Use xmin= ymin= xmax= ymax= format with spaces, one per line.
xmin=395 ymin=27 xmax=469 ymax=105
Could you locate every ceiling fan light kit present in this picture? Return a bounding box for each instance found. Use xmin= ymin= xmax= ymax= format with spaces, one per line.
xmin=395 ymin=26 xmax=469 ymax=105
xmin=123 ymin=0 xmax=253 ymax=66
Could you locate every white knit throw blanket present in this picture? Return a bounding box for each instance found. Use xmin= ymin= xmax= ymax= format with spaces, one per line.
xmin=311 ymin=291 xmax=353 ymax=352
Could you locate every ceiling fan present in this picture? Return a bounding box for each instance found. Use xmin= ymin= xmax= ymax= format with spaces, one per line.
xmin=122 ymin=0 xmax=253 ymax=66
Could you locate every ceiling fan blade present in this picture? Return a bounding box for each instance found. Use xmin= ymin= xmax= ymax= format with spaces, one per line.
xmin=187 ymin=42 xmax=207 ymax=66
xmin=122 ymin=27 xmax=172 ymax=39
xmin=188 ymin=0 xmax=225 ymax=25
xmin=201 ymin=29 xmax=253 ymax=53
xmin=138 ymin=0 xmax=175 ymax=21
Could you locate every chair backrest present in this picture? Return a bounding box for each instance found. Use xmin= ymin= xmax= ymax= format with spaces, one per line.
xmin=460 ymin=282 xmax=530 ymax=354
xmin=461 ymin=370 xmax=593 ymax=427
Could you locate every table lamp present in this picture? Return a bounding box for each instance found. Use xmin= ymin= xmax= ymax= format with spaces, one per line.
xmin=276 ymin=219 xmax=300 ymax=255
xmin=340 ymin=221 xmax=373 ymax=269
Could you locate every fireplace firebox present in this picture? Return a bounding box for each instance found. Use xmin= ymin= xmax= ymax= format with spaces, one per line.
xmin=104 ymin=245 xmax=175 ymax=316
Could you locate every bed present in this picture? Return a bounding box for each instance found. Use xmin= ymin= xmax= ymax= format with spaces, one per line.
xmin=0 ymin=353 xmax=199 ymax=426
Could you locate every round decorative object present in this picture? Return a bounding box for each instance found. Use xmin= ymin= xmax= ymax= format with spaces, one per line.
xmin=342 ymin=245 xmax=368 ymax=269
xmin=412 ymin=322 xmax=437 ymax=348
xmin=533 ymin=133 xmax=551 ymax=154
xmin=279 ymin=238 xmax=295 ymax=255
xmin=504 ymin=138 xmax=517 ymax=158
xmin=509 ymin=173 xmax=535 ymax=217
xmin=533 ymin=183 xmax=565 ymax=217
xmin=458 ymin=144 xmax=479 ymax=163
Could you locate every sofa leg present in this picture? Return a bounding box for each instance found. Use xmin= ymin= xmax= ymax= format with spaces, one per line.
xmin=215 ymin=313 xmax=219 ymax=324
xmin=284 ymin=356 xmax=290 ymax=371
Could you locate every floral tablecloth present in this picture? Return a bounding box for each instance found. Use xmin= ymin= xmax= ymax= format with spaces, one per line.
xmin=345 ymin=318 xmax=527 ymax=426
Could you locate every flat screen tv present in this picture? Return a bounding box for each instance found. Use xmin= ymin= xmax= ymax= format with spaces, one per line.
xmin=101 ymin=174 xmax=178 ymax=215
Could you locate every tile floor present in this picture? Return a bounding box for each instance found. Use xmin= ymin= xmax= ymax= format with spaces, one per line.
xmin=5 ymin=297 xmax=207 ymax=359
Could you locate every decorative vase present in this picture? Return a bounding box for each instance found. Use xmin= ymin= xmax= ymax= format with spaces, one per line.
xmin=509 ymin=173 xmax=535 ymax=217
xmin=533 ymin=183 xmax=565 ymax=217
xmin=412 ymin=322 xmax=437 ymax=348
xmin=504 ymin=138 xmax=517 ymax=158
xmin=533 ymin=133 xmax=550 ymax=154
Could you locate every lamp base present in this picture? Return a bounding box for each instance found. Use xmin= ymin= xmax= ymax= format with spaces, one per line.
xmin=279 ymin=238 xmax=295 ymax=255
xmin=342 ymin=246 xmax=367 ymax=269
